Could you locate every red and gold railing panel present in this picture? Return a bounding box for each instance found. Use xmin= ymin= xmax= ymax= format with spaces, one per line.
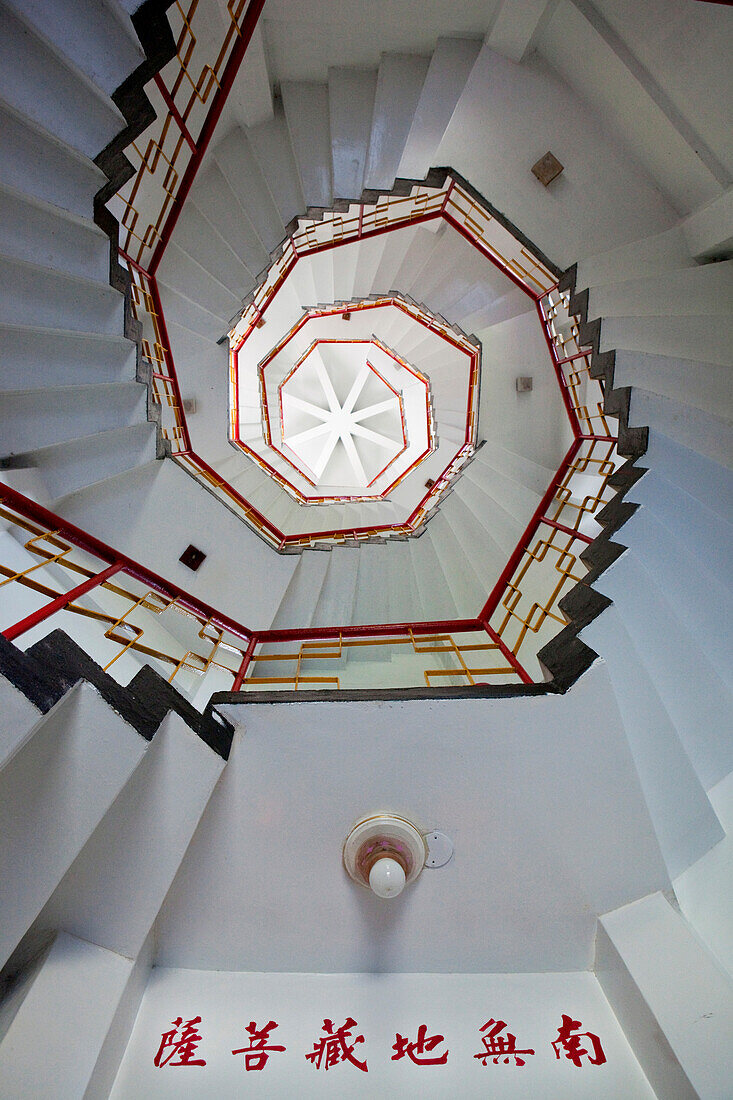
xmin=237 ymin=627 xmax=526 ymax=692
xmin=0 ymin=495 xmax=251 ymax=693
xmin=111 ymin=0 xmax=264 ymax=271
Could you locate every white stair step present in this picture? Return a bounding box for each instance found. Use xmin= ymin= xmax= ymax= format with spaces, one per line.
xmin=621 ymin=505 xmax=732 ymax=686
xmin=599 ymin=313 xmax=733 ymax=366
xmin=0 ymin=681 xmax=148 ymax=969
xmin=467 ymin=451 xmax=542 ymax=524
xmin=0 ymin=669 xmax=43 ymax=772
xmin=629 ymin=389 xmax=726 ymax=470
xmin=631 ymin=388 xmax=732 ymax=469
xmin=598 ymin=892 xmax=733 ymax=1100
xmin=270 ymin=550 xmax=330 ymax=629
xmin=170 ymin=199 xmax=257 ymax=299
xmin=599 ymin=550 xmax=733 ymax=791
xmin=398 ymin=37 xmax=482 ymax=180
xmin=246 ymin=100 xmax=305 ymax=228
xmin=213 ymin=132 xmax=286 ymax=255
xmin=391 ymin=225 xmax=443 ymax=298
xmin=156 ymin=279 xmax=229 ymax=342
xmin=576 ymin=224 xmax=694 ymax=289
xmin=612 ymin=348 xmax=731 ymax=420
xmin=454 ymin=475 xmax=524 ymax=555
xmin=5 ymin=0 xmax=144 ymax=96
xmin=36 ymin=712 xmax=225 ymax=960
xmin=328 ymin=67 xmax=377 ymax=200
xmin=630 ymin=469 xmax=732 ymax=595
xmin=0 ymin=96 xmax=105 ymax=219
xmin=370 ymin=223 xmax=421 ymax=296
xmin=439 ymin=488 xmax=507 ymax=591
xmin=0 ymin=254 xmax=124 ymax=334
xmin=0 ymin=4 xmax=125 ymax=160
xmin=475 ymin=440 xmax=557 ymax=497
xmin=589 ymin=260 xmax=733 ymax=319
xmin=644 ymin=431 xmax=733 ymax=527
xmin=311 ymin=547 xmax=360 ymax=627
xmin=330 ymin=237 xmax=360 ymax=300
xmin=351 ymin=232 xmax=389 ymax=298
xmin=187 ymin=162 xmax=268 ymax=282
xmin=156 ymin=241 xmax=241 ymax=325
xmin=0 ymin=382 xmax=147 ymax=456
xmin=0 ymin=325 xmax=136 ymax=391
xmin=364 ymin=53 xmax=430 ymax=191
xmin=429 ymin=509 xmax=485 ymax=616
xmin=281 ymin=81 xmax=332 ymax=209
xmin=385 ymin=540 xmax=424 ymax=623
xmin=408 ymin=532 xmax=459 ymax=621
xmin=307 ymin=248 xmax=335 ymax=304
xmin=351 ymin=543 xmax=391 ymax=625
xmin=0 ymin=183 xmax=109 ymax=283
xmin=0 ymin=931 xmax=136 ymax=1100
xmin=583 ymin=608 xmax=724 ymax=879
xmin=29 ymin=421 xmax=158 ymax=502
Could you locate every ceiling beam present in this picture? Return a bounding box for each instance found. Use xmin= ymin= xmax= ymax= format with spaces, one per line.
xmin=487 ymin=0 xmax=555 ymax=63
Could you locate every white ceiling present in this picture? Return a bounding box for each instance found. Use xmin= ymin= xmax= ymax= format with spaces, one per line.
xmin=153 ymin=661 xmax=670 ymax=973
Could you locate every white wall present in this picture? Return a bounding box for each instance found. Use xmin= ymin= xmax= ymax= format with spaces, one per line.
xmin=54 ymin=459 xmax=298 ymax=633
xmin=111 ymin=967 xmax=655 ymax=1098
xmin=435 ymin=46 xmax=677 ymax=268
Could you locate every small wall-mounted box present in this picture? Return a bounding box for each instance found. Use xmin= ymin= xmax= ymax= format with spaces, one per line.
xmin=516 ymin=376 xmax=533 ymax=393
xmin=179 ymin=544 xmax=206 ymax=571
xmin=531 ymin=151 xmax=564 ymax=187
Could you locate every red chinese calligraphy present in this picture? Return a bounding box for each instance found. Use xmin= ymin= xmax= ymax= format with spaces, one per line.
xmin=552 ymin=1014 xmax=607 ymax=1067
xmin=392 ymin=1023 xmax=449 ymax=1065
xmin=305 ymin=1017 xmax=368 ymax=1072
xmin=232 ymin=1020 xmax=286 ymax=1070
xmin=474 ymin=1019 xmax=535 ymax=1066
xmin=153 ymin=1016 xmax=206 ymax=1067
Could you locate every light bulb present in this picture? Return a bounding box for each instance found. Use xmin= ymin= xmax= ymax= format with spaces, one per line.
xmin=368 ymin=856 xmax=406 ymax=899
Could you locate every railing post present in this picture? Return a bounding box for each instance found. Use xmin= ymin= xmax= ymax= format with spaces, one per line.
xmin=2 ymin=562 xmax=124 ymax=643
xmin=232 ymin=634 xmax=258 ymax=692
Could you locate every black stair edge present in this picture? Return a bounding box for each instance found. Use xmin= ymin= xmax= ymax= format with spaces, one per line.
xmin=536 ymin=263 xmax=650 ymax=690
xmin=0 ymin=630 xmax=233 ymax=758
xmin=210 ymin=680 xmax=560 ymax=708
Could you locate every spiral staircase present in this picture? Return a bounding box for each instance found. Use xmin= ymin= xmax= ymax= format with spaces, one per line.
xmin=0 ymin=0 xmax=731 ymax=1096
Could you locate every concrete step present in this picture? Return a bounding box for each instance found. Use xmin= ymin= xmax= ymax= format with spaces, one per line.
xmin=281 ymin=81 xmax=333 ymax=209
xmin=0 ymin=381 xmax=147 ymax=456
xmin=576 ymin=224 xmax=694 ymax=289
xmin=5 ymin=0 xmax=145 ymax=97
xmin=429 ymin=508 xmax=485 ymax=617
xmin=0 ymin=254 xmax=124 ymax=334
xmin=408 ymin=530 xmax=459 ymax=621
xmin=246 ymin=99 xmax=305 ymax=229
xmin=599 ymin=312 xmax=733 ymax=366
xmin=631 ymin=387 xmax=732 ymax=469
xmin=364 ymin=53 xmax=429 ymax=191
xmin=0 ymin=324 xmax=136 ymax=391
xmin=598 ymin=549 xmax=733 ymax=791
xmin=328 ymin=66 xmax=377 ymax=201
xmin=0 ymin=680 xmax=148 ymax=969
xmin=214 ymin=128 xmax=286 ymax=255
xmin=269 ymin=550 xmax=330 ymax=630
xmin=0 ymin=95 xmax=105 ymax=219
xmin=157 ymin=241 xmax=243 ymax=326
xmin=398 ymin=37 xmax=482 ymax=180
xmin=643 ymin=430 xmax=733 ymax=527
xmin=612 ymin=348 xmax=731 ymax=420
xmin=589 ymin=260 xmax=733 ymax=319
xmin=34 ymin=711 xmax=225 ymax=961
xmin=0 ymin=183 xmax=109 ymax=283
xmin=0 ymin=3 xmax=125 ymax=160
xmin=20 ymin=421 xmax=158 ymax=502
xmin=454 ymin=473 xmax=524 ymax=556
xmin=169 ymin=197 xmax=257 ymax=300
xmin=311 ymin=546 xmax=360 ymax=627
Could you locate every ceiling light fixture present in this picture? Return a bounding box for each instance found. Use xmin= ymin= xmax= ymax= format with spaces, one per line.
xmin=343 ymin=813 xmax=427 ymax=899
